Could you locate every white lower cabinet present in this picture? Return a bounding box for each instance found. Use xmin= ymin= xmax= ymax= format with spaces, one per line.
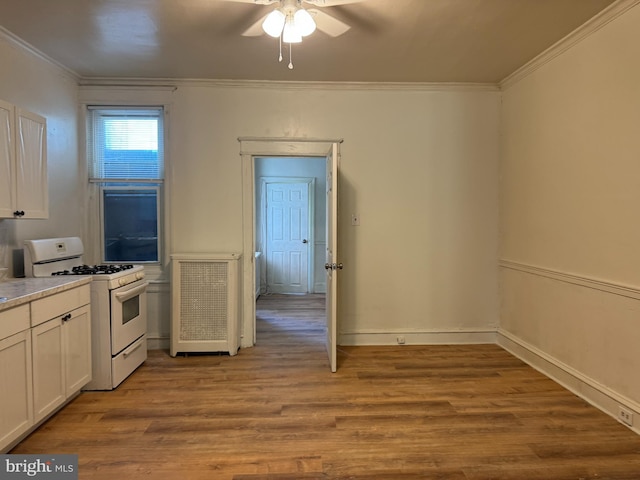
xmin=0 ymin=330 xmax=33 ymax=449
xmin=32 ymin=304 xmax=91 ymax=423
xmin=31 ymin=318 xmax=65 ymax=422
xmin=0 ymin=284 xmax=91 ymax=452
xmin=64 ymin=305 xmax=92 ymax=396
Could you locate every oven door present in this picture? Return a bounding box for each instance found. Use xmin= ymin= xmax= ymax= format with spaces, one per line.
xmin=110 ymin=279 xmax=148 ymax=355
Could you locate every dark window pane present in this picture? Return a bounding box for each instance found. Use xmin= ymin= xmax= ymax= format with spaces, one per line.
xmin=103 ymin=189 xmax=158 ymax=262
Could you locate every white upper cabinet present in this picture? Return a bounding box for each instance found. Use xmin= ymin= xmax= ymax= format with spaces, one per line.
xmin=0 ymin=99 xmax=48 ymax=219
xmin=0 ymin=100 xmax=15 ymax=218
xmin=15 ymin=108 xmax=48 ymax=219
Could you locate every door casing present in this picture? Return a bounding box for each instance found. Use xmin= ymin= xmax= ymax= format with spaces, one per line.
xmin=239 ymin=138 xmax=342 ymax=349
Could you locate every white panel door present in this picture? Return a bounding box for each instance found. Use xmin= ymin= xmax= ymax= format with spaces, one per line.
xmin=266 ymin=182 xmax=310 ymax=294
xmin=325 ymin=143 xmax=339 ymax=373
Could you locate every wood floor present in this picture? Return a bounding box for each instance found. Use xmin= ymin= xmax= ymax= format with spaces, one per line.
xmin=12 ymin=294 xmax=640 ymax=479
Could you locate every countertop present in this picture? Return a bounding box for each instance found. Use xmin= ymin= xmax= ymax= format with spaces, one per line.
xmin=0 ymin=277 xmax=92 ymax=312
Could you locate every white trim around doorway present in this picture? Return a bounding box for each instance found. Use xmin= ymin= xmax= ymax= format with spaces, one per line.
xmin=238 ymin=137 xmax=343 ymax=348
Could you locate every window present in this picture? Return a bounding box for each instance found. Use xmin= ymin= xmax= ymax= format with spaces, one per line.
xmin=87 ymin=107 xmax=164 ymax=264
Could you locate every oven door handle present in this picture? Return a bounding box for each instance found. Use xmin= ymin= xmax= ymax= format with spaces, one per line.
xmin=114 ymin=282 xmax=149 ymax=303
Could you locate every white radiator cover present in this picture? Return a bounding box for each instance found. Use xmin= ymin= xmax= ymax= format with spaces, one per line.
xmin=170 ymin=253 xmax=242 ymax=357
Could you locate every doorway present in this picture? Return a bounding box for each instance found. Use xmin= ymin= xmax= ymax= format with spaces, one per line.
xmin=255 ymin=157 xmax=326 ymax=296
xmin=239 ymin=138 xmax=341 ymax=370
xmin=254 ymin=158 xmax=326 ymax=341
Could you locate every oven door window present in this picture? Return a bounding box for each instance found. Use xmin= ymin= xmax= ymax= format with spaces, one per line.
xmin=121 ymin=295 xmax=140 ymax=325
xmin=110 ymin=280 xmax=148 ymax=355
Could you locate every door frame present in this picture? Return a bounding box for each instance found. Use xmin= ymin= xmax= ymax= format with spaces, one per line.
xmin=259 ymin=177 xmax=315 ymax=295
xmin=239 ymin=137 xmax=342 ymax=348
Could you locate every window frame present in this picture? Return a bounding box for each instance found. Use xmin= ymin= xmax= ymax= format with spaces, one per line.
xmin=85 ymin=105 xmax=167 ymax=276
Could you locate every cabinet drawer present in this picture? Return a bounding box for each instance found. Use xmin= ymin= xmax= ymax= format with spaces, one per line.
xmin=112 ymin=335 xmax=146 ymax=389
xmin=0 ymin=304 xmax=30 ymax=340
xmin=31 ymin=285 xmax=90 ymax=327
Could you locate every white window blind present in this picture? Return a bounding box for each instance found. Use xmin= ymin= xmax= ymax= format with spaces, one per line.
xmin=88 ymin=107 xmax=164 ymax=181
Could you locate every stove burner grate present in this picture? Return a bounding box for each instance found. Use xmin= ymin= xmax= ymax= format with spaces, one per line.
xmin=52 ymin=264 xmax=135 ymax=276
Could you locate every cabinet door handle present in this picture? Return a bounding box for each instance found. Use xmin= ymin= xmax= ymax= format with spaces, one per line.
xmin=62 ymin=313 xmax=72 ymax=322
xmin=13 ymin=210 xmax=25 ymax=217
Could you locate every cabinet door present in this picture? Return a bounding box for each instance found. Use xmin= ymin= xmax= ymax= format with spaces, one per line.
xmin=0 ymin=330 xmax=33 ymax=451
xmin=32 ymin=318 xmax=65 ymax=423
xmin=63 ymin=305 xmax=92 ymax=396
xmin=15 ymin=108 xmax=48 ymax=219
xmin=0 ymin=100 xmax=14 ymax=218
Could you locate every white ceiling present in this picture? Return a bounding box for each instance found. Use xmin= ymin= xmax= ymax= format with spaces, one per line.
xmin=0 ymin=0 xmax=617 ymax=83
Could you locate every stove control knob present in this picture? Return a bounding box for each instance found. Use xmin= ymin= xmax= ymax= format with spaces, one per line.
xmin=119 ymin=278 xmax=127 ymax=286
xmin=136 ymin=272 xmax=145 ymax=280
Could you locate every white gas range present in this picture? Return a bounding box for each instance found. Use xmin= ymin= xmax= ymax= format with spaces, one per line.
xmin=24 ymin=237 xmax=148 ymax=390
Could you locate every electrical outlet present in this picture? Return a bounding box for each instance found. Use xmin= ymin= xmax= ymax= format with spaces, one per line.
xmin=619 ymin=406 xmax=633 ymax=426
xmin=351 ymin=214 xmax=360 ymax=226
xmin=396 ymin=336 xmax=405 ymax=345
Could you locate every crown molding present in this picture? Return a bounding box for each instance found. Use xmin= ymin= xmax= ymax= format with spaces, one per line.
xmin=500 ymin=0 xmax=640 ymax=90
xmin=79 ymin=77 xmax=500 ymax=92
xmin=0 ymin=27 xmax=80 ymax=83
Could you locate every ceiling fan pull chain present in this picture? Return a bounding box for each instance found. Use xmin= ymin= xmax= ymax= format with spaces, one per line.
xmin=289 ymin=42 xmax=294 ymax=69
xmin=279 ymin=34 xmax=283 ymax=62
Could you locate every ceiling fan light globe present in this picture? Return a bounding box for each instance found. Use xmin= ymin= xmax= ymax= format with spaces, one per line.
xmin=294 ymin=9 xmax=316 ymax=36
xmin=283 ymin=20 xmax=302 ymax=43
xmin=262 ymin=9 xmax=285 ymax=37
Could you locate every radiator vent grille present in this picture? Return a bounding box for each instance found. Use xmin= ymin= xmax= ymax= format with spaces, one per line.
xmin=170 ymin=254 xmax=241 ymax=357
xmin=179 ymin=261 xmax=228 ymax=341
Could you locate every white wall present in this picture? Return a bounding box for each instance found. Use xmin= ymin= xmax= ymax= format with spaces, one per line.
xmin=0 ymin=35 xmax=81 ymax=274
xmin=169 ymin=83 xmax=501 ymax=345
xmin=77 ymin=82 xmax=500 ymax=349
xmin=1 ymin=30 xmax=501 ymax=352
xmin=499 ymin=3 xmax=640 ymax=427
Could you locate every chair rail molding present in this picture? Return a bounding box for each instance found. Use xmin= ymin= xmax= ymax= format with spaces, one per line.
xmin=499 ymin=259 xmax=640 ymax=301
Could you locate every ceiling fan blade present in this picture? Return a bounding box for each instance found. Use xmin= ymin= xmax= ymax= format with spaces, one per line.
xmin=241 ymin=13 xmax=269 ymax=36
xmin=303 ymin=0 xmax=365 ymax=6
xmin=218 ymin=0 xmax=279 ymax=4
xmin=308 ymin=9 xmax=350 ymax=37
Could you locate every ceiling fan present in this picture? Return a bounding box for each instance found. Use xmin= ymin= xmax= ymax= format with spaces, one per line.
xmin=234 ymin=0 xmax=364 ymax=38
xmin=221 ymin=0 xmax=365 ymax=68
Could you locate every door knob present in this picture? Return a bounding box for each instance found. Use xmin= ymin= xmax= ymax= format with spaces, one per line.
xmin=324 ymin=262 xmax=344 ymax=271
xmin=302 ymin=239 xmax=308 ymax=244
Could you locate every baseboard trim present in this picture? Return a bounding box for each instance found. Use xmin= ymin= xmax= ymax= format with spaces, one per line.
xmin=497 ymin=329 xmax=640 ymax=434
xmin=147 ymin=335 xmax=169 ymax=351
xmin=339 ymin=329 xmax=497 ymax=346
